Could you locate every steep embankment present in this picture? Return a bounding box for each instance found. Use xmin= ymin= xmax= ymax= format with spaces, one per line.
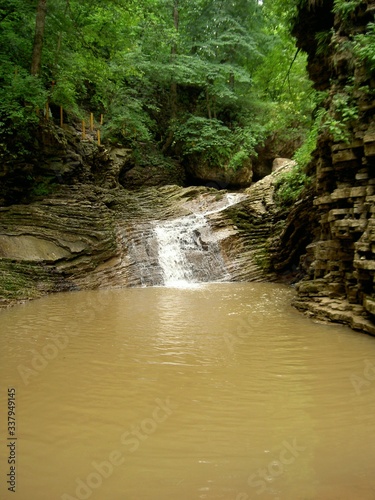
xmin=286 ymin=0 xmax=375 ymax=333
xmin=0 ymin=121 xmax=186 ymax=207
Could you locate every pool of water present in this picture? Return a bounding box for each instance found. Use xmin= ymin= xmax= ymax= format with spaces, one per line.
xmin=1 ymin=282 xmax=375 ymax=499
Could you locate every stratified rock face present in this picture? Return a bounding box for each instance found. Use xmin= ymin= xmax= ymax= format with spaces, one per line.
xmin=208 ymin=160 xmax=299 ymax=282
xmin=120 ymin=162 xmax=186 ymax=190
xmin=291 ymin=0 xmax=375 ymax=334
xmin=0 ymin=165 xmax=294 ymax=308
xmin=0 ymin=186 xmax=119 ymax=305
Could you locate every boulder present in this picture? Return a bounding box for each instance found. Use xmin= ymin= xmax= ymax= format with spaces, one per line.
xmin=120 ymin=162 xmax=185 ymax=190
xmin=186 ymin=158 xmax=253 ymax=189
xmin=272 ymin=158 xmax=296 ymax=172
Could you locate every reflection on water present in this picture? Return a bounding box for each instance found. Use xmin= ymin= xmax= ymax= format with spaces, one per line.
xmin=1 ymin=283 xmax=375 ymax=500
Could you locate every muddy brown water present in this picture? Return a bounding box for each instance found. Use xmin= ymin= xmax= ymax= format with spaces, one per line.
xmin=1 ymin=283 xmax=375 ymax=500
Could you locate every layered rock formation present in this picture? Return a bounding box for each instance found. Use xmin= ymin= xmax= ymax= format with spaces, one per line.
xmin=288 ymin=0 xmax=375 ymax=334
xmin=0 ymin=162 xmax=295 ymax=308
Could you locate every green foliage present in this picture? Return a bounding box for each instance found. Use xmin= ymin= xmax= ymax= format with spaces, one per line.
xmin=0 ymin=68 xmax=47 ymax=157
xmin=252 ymin=0 xmax=316 ymax=154
xmin=0 ymin=0 xmax=35 ymax=69
xmin=0 ymin=68 xmax=47 ymax=124
xmin=273 ymin=89 xmax=325 ymax=207
xmin=316 ymin=29 xmax=334 ymax=55
xmin=174 ymin=116 xmax=234 ymax=165
xmin=320 ymin=89 xmax=359 ymax=143
xmin=228 ymin=150 xmax=249 ymax=170
xmin=0 ymin=1 xmax=45 ymax=147
xmin=227 ymin=126 xmax=261 ymax=170
xmin=0 ymin=0 xmax=315 ymax=181
xmin=274 ymin=163 xmax=310 ymax=207
xmin=131 ymin=142 xmax=177 ymax=171
xmin=29 ymin=177 xmax=58 ymax=198
xmin=103 ymin=88 xmax=155 ymax=144
xmin=174 ymin=115 xmax=262 ymax=170
xmin=353 ymin=23 xmax=375 ymax=74
xmin=333 ymin=0 xmax=362 ymax=19
xmin=293 ymin=111 xmax=320 ymax=169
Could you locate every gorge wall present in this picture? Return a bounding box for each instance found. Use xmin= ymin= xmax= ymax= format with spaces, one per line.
xmin=286 ymin=0 xmax=375 ymax=333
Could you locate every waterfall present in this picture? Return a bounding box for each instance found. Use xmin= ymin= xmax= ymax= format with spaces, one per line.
xmin=121 ymin=192 xmax=245 ymax=287
xmin=154 ymin=214 xmax=228 ymax=286
xmin=153 ymin=193 xmax=245 ymax=287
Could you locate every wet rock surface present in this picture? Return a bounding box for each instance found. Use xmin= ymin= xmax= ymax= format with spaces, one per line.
xmin=288 ymin=0 xmax=375 ymax=334
xmin=0 ymin=164 xmax=294 ymax=308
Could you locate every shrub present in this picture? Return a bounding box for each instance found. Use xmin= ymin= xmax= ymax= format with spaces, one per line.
xmin=174 ymin=116 xmax=234 ymax=165
xmin=274 ymin=163 xmax=310 ymax=206
xmin=0 ymin=67 xmax=47 ymax=158
xmin=353 ymin=23 xmax=375 ymax=74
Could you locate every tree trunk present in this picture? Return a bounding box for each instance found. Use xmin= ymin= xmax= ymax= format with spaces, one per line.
xmin=54 ymin=0 xmax=70 ymax=75
xmin=31 ymin=0 xmax=48 ymax=76
xmin=163 ymin=1 xmax=179 ymax=153
xmin=170 ymin=0 xmax=179 ymax=119
xmin=206 ymin=88 xmax=212 ymax=119
xmin=229 ymin=72 xmax=235 ymax=91
xmin=173 ymin=0 xmax=179 ymax=34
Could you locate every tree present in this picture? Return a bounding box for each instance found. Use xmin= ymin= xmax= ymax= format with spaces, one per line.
xmin=0 ymin=0 xmax=315 ymax=176
xmin=31 ymin=0 xmax=48 ymax=76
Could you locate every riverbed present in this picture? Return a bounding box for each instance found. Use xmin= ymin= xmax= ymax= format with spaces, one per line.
xmin=1 ymin=282 xmax=375 ymax=500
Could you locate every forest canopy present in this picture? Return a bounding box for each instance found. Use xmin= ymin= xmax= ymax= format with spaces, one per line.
xmin=0 ymin=0 xmax=315 ymax=172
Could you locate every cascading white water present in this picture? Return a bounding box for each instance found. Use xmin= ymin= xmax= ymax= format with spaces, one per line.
xmin=154 ymin=214 xmax=228 ymax=286
xmin=154 ymin=193 xmax=245 ymax=286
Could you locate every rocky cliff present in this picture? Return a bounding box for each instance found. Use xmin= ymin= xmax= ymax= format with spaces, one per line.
xmin=0 ymin=120 xmax=186 ymax=207
xmin=288 ymin=0 xmax=375 ymax=334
